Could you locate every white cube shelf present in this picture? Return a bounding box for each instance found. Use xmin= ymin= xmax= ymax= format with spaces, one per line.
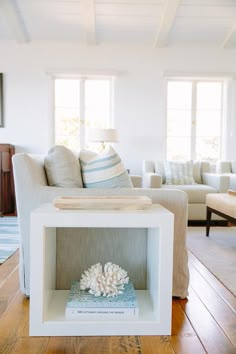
xmin=30 ymin=203 xmax=174 ymax=336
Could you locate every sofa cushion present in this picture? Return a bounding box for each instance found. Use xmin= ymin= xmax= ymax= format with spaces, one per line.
xmin=192 ymin=161 xmax=202 ymax=184
xmin=162 ymin=184 xmax=217 ymax=203
xmin=216 ymin=161 xmax=232 ymax=173
xmin=44 ymin=145 xmax=83 ymax=188
xmin=79 ymin=147 xmax=133 ymax=188
xmin=164 ymin=161 xmax=195 ymax=185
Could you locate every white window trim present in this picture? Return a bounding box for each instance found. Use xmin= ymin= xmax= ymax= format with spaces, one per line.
xmin=165 ymin=76 xmax=225 ymax=161
xmin=163 ymin=71 xmax=236 ymax=80
xmin=52 ymin=74 xmax=115 ymax=150
xmin=46 ymin=68 xmax=124 ymax=79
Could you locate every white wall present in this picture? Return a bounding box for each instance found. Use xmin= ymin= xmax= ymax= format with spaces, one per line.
xmin=0 ymin=42 xmax=236 ymax=174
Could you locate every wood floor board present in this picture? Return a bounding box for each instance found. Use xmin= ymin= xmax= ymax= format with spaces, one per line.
xmin=180 ymin=286 xmax=236 ymax=354
xmin=170 ymin=335 xmax=206 ymax=354
xmin=139 ymin=335 xmax=174 ymax=354
xmin=171 ymin=299 xmax=196 ymax=336
xmin=0 ymin=247 xmax=236 ymax=353
xmin=0 ymin=268 xmax=19 ymax=320
xmin=110 ymin=336 xmax=142 ymax=354
xmin=73 ymin=336 xmax=111 ymax=354
xmin=0 ymin=292 xmax=28 ymax=340
xmin=0 ymin=251 xmax=19 ymax=288
xmin=10 ymin=337 xmax=49 ymax=354
xmin=188 ymin=261 xmax=236 ymax=346
xmin=21 ymin=312 xmax=30 ymax=337
xmin=0 ymin=336 xmax=18 ymax=354
xmin=170 ymin=300 xmax=206 ymax=353
xmin=45 ymin=337 xmax=81 ymax=354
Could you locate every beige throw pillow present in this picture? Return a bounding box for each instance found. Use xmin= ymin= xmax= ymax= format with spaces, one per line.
xmin=44 ymin=145 xmax=83 ymax=188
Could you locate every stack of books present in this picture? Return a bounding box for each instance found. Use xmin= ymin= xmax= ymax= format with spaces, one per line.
xmin=65 ymin=280 xmax=139 ymax=318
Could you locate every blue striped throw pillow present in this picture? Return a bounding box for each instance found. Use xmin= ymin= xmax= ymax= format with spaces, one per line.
xmin=79 ymin=147 xmax=133 ymax=188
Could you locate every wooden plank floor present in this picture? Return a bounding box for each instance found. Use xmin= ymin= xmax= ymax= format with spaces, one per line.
xmin=0 ymin=250 xmax=236 ymax=353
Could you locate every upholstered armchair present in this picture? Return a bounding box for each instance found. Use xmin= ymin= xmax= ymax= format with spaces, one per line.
xmin=216 ymin=161 xmax=236 ymax=189
xmin=13 ymin=152 xmax=189 ymax=299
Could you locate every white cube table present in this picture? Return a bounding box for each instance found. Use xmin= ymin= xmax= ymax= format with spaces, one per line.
xmin=30 ymin=203 xmax=174 ymax=336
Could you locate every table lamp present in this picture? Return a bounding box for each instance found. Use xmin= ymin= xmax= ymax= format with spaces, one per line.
xmin=88 ymin=128 xmax=119 ymax=150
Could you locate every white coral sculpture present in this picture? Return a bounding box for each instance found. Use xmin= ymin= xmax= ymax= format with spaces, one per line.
xmin=80 ymin=262 xmax=129 ymax=297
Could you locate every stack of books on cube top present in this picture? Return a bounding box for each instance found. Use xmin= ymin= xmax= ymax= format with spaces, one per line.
xmin=65 ymin=280 xmax=139 ymax=319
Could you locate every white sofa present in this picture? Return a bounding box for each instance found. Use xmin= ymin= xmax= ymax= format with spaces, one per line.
xmin=142 ymin=160 xmax=230 ymax=221
xmin=12 ymin=153 xmax=189 ymax=298
xmin=216 ymin=161 xmax=236 ymax=189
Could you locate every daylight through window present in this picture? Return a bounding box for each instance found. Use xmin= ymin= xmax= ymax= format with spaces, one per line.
xmin=166 ymin=79 xmax=223 ymax=162
xmin=54 ymin=77 xmax=113 ymax=151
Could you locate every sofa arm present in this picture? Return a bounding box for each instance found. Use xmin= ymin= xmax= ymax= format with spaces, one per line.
xmin=216 ymin=161 xmax=232 ymax=173
xmin=228 ymin=174 xmax=236 ymax=190
xmin=142 ymin=160 xmax=155 ymax=173
xmin=202 ymin=172 xmax=230 ymax=192
xmin=142 ymin=172 xmax=162 ymax=188
xmin=130 ymin=175 xmax=142 ymax=188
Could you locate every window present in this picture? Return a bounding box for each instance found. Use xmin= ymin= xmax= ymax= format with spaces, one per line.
xmin=166 ymin=79 xmax=223 ymax=162
xmin=54 ymin=77 xmax=113 ymax=151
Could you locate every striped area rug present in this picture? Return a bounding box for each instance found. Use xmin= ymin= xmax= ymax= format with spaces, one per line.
xmin=0 ymin=216 xmax=19 ymax=264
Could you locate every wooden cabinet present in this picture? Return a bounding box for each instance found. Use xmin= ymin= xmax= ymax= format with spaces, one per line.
xmin=0 ymin=144 xmax=15 ymax=215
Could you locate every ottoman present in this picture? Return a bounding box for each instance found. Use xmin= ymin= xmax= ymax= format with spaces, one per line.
xmin=206 ymin=191 xmax=236 ymax=236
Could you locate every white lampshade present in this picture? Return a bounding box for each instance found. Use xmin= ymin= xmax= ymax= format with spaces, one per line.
xmin=88 ymin=128 xmax=119 ymax=143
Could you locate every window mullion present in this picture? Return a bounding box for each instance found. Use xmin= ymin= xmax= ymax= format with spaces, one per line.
xmin=80 ymin=79 xmax=86 ymax=149
xmin=191 ymin=81 xmax=197 ymax=160
xmin=109 ymin=78 xmax=114 ymax=127
xmin=220 ymin=81 xmax=224 ymax=159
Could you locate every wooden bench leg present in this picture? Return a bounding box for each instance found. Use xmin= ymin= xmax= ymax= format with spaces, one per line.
xmin=206 ymin=206 xmax=212 ymax=237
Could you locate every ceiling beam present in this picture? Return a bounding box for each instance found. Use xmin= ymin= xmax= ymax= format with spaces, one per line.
xmin=80 ymin=0 xmax=96 ymax=45
xmin=1 ymin=0 xmax=30 ymax=42
xmin=221 ymin=22 xmax=236 ymax=48
xmin=154 ymin=0 xmax=180 ymax=48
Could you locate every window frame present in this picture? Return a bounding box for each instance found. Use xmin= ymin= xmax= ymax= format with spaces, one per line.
xmin=53 ymin=74 xmax=114 ymax=150
xmin=165 ymin=77 xmax=224 ymax=161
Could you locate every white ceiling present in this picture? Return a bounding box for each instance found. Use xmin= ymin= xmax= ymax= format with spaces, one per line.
xmin=0 ymin=0 xmax=236 ymax=48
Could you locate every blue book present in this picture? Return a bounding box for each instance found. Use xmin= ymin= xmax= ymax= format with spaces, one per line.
xmin=65 ymin=281 xmax=139 ymax=318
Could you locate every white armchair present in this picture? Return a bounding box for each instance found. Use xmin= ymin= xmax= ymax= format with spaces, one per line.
xmin=216 ymin=161 xmax=236 ymax=189
xmin=13 ymin=153 xmax=189 ymax=299
xmin=142 ymin=160 xmax=230 ymax=221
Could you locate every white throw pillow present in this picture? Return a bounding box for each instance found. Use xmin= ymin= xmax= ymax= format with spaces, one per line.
xmin=192 ymin=161 xmax=202 ymax=184
xmin=164 ymin=161 xmax=195 ymax=185
xmin=44 ymin=145 xmax=83 ymax=188
xmin=79 ymin=147 xmax=133 ymax=188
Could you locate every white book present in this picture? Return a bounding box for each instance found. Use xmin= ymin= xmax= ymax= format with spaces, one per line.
xmin=66 ymin=306 xmax=139 ymax=318
xmin=65 ymin=281 xmax=139 ymax=318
